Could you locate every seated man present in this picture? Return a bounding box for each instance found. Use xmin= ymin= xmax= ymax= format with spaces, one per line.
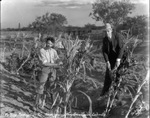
xmin=35 ymin=37 xmax=62 ymax=110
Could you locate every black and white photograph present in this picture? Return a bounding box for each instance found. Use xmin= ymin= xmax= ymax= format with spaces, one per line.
xmin=0 ymin=0 xmax=149 ymax=118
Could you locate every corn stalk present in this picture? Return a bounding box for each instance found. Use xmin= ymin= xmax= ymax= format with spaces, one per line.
xmin=16 ymin=46 xmax=30 ymax=74
xmin=77 ymin=90 xmax=92 ymax=118
xmin=102 ymin=70 xmax=122 ymax=117
xmin=125 ymin=69 xmax=149 ymax=118
xmin=49 ymin=35 xmax=96 ymax=117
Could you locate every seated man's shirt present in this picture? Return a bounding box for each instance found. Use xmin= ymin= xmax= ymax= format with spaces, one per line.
xmin=39 ymin=48 xmax=59 ymax=65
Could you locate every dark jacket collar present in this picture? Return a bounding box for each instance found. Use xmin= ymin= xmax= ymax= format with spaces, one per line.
xmin=104 ymin=30 xmax=117 ymax=52
xmin=105 ymin=30 xmax=116 ymax=42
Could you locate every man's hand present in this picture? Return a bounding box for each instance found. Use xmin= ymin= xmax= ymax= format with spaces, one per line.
xmin=52 ymin=62 xmax=63 ymax=70
xmin=58 ymin=61 xmax=63 ymax=66
xmin=115 ymin=59 xmax=121 ymax=69
xmin=106 ymin=61 xmax=111 ymax=70
xmin=51 ymin=64 xmax=60 ymax=68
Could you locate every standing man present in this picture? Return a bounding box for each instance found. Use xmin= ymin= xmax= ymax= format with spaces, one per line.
xmin=35 ymin=37 xmax=62 ymax=110
xmin=100 ymin=23 xmax=124 ymax=96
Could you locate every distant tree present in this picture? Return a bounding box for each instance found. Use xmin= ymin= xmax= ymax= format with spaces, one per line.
xmin=84 ymin=23 xmax=97 ymax=33
xmin=90 ymin=0 xmax=135 ymax=27
xmin=117 ymin=15 xmax=148 ymax=40
xmin=29 ymin=12 xmax=67 ymax=39
xmin=84 ymin=23 xmax=96 ymax=29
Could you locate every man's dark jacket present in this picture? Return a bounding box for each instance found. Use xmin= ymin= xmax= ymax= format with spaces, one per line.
xmin=102 ymin=31 xmax=124 ymax=69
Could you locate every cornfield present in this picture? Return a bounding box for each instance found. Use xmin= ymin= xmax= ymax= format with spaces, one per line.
xmin=0 ymin=31 xmax=149 ymax=118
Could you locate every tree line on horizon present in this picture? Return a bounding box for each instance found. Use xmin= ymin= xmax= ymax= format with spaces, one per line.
xmin=1 ymin=0 xmax=148 ymax=41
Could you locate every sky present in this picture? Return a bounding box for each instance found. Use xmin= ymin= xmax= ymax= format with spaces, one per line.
xmin=0 ymin=0 xmax=149 ymax=28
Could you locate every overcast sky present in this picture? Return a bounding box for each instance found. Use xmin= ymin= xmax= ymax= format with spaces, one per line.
xmin=1 ymin=0 xmax=149 ymax=28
